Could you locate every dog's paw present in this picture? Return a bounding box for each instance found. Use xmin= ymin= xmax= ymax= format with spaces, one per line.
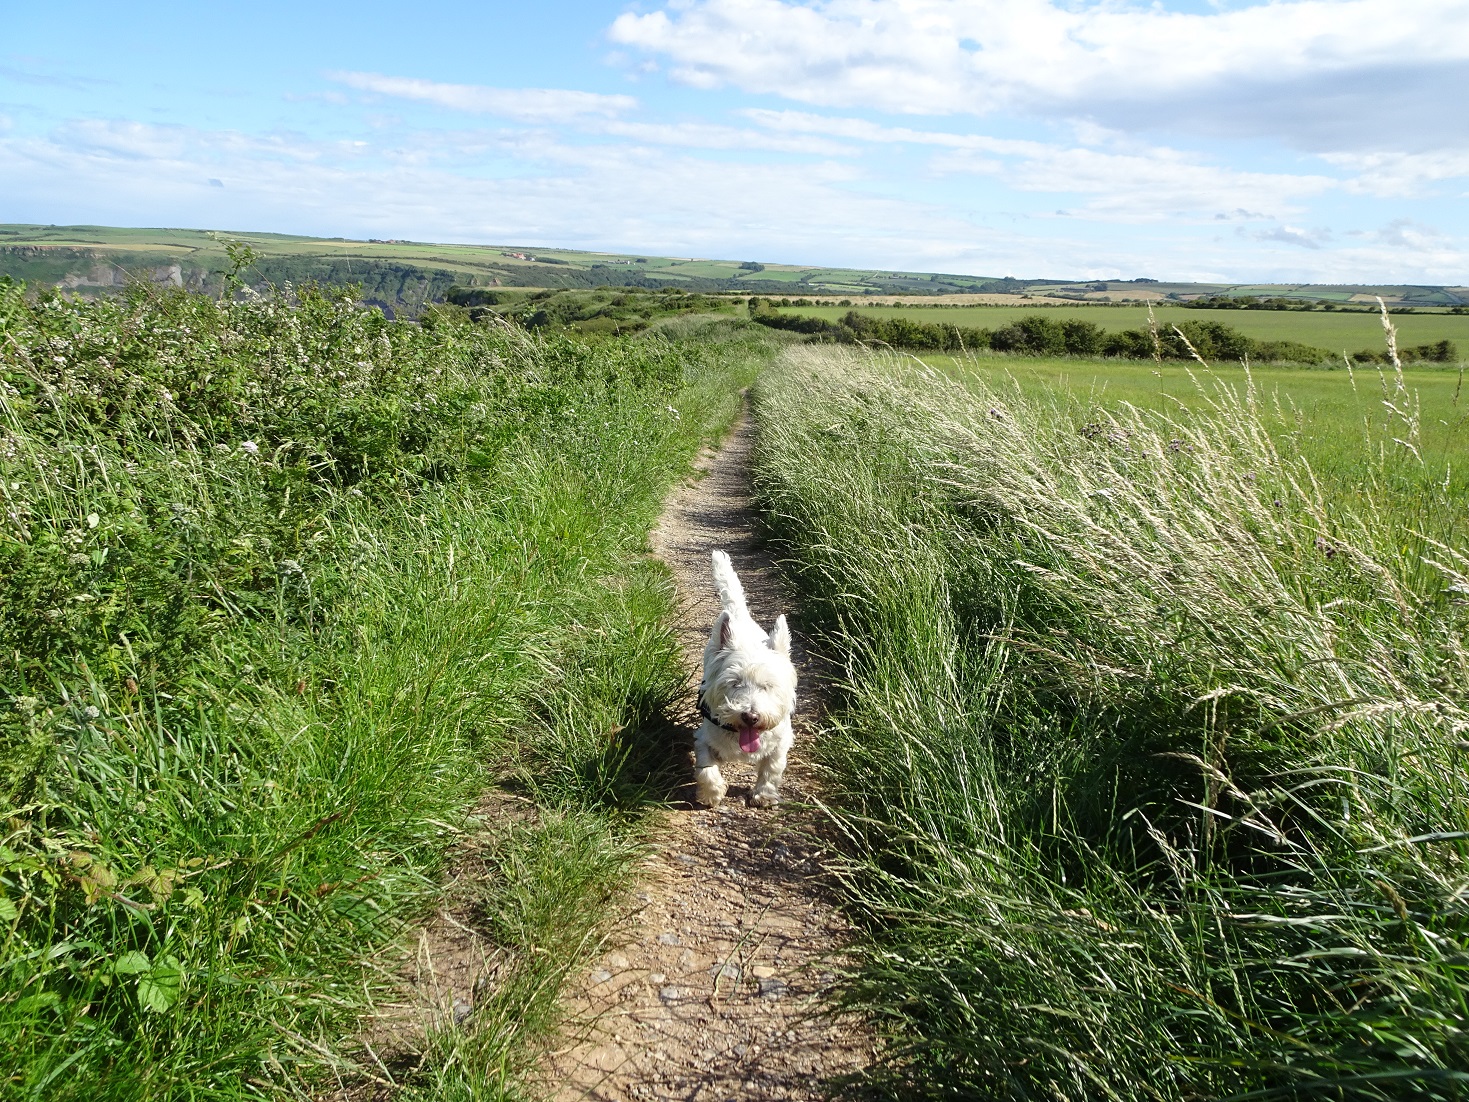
xmin=695 ymin=770 xmax=728 ymax=808
xmin=748 ymin=789 xmax=781 ymax=809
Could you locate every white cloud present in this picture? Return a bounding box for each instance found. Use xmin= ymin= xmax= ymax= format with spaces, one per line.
xmin=1325 ymin=149 xmax=1469 ymax=197
xmin=610 ymin=0 xmax=1469 ymax=150
xmin=939 ymin=144 xmax=1335 ymax=223
xmin=0 ymin=119 xmax=990 ymax=271
xmin=601 ymin=119 xmax=854 ymax=155
xmin=745 ymin=108 xmax=1336 ymax=221
xmin=329 ymin=71 xmax=638 ymax=123
xmin=1252 ymin=225 xmax=1331 ymax=250
xmin=52 ymin=119 xmax=350 ymax=164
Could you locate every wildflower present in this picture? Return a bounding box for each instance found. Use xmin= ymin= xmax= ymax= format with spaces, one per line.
xmin=87 ymin=512 xmax=99 ymax=529
xmin=68 ymin=553 xmax=90 ymax=566
xmin=84 ymin=705 xmax=100 ymax=720
xmin=240 ymin=440 xmax=259 ymax=455
xmin=280 ymin=559 xmax=304 ymax=576
xmin=989 ymin=408 xmax=1004 ymax=420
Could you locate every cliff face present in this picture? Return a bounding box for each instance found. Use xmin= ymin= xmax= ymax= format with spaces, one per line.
xmin=0 ymin=247 xmax=205 ymax=293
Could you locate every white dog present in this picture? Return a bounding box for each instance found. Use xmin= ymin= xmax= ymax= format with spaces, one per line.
xmin=694 ymin=550 xmax=798 ymax=808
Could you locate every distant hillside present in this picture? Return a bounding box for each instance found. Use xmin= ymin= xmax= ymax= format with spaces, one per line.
xmin=1 ymin=224 xmax=1464 ymax=313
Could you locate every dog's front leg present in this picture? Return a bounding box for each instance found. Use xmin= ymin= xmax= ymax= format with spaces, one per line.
xmin=749 ymin=743 xmax=789 ymax=808
xmin=694 ymin=737 xmax=728 ymax=808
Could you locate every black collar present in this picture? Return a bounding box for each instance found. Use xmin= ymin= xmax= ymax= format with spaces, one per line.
xmin=696 ymin=690 xmax=740 ymax=733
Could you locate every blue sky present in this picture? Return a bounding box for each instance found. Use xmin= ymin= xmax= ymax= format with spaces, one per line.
xmin=3 ymin=0 xmax=1467 ymax=283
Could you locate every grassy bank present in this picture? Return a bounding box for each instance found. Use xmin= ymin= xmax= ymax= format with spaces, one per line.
xmin=753 ymin=345 xmax=1469 ymax=1100
xmin=0 ymin=282 xmax=765 ymax=1099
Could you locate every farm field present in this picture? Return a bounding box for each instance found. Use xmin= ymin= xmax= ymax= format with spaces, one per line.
xmin=0 ymin=224 xmax=1016 ymax=300
xmin=753 ymin=344 xmax=1469 ymax=1101
xmin=5 ymin=225 xmax=1468 ymax=312
xmin=774 ymin=301 xmax=1469 ymax=351
xmin=935 ymin=354 xmax=1469 ymax=486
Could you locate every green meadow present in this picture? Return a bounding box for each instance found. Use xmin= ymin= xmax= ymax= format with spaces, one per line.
xmin=932 ymin=354 xmax=1469 ymax=469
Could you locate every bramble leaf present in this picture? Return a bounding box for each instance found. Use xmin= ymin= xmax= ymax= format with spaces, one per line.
xmin=113 ymin=950 xmax=150 ymax=976
xmin=137 ymin=956 xmax=183 ymax=1012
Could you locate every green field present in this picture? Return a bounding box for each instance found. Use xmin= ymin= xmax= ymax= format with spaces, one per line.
xmin=933 ymin=355 xmax=1469 ymax=555
xmin=0 ymin=224 xmax=1015 ymax=301
xmin=775 ymin=302 xmax=1469 ymax=353
xmin=937 ymin=354 xmax=1469 ymax=466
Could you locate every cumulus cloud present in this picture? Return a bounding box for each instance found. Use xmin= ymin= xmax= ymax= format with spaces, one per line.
xmin=1252 ymin=225 xmax=1331 ymax=250
xmin=609 ymin=0 xmax=1469 ymax=151
xmin=53 ymin=119 xmax=340 ymax=164
xmin=744 ymin=108 xmax=1335 ymax=222
xmin=1325 ymin=149 xmax=1469 ymax=197
xmin=329 ymin=71 xmax=638 ymax=123
xmin=0 ymin=119 xmax=983 ymax=270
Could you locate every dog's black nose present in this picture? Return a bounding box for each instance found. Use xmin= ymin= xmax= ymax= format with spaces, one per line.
xmin=740 ymin=711 xmax=759 ymax=727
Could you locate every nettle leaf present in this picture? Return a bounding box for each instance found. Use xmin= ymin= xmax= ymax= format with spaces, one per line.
xmin=136 ymin=956 xmax=183 ymax=1013
xmin=0 ymin=895 xmax=18 ymax=922
xmin=113 ymin=950 xmax=150 ymax=976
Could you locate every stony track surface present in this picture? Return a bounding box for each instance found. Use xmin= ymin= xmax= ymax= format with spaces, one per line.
xmin=540 ymin=411 xmax=872 ymax=1101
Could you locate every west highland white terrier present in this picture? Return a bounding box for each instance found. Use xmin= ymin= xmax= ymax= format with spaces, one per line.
xmin=694 ymin=550 xmax=798 ymax=808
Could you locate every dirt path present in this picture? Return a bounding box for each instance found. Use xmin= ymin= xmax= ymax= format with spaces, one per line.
xmin=540 ymin=411 xmax=872 ymax=1100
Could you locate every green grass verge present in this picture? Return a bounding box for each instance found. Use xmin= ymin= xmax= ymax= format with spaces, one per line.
xmin=752 ymin=345 xmax=1469 ymax=1101
xmin=0 ymin=281 xmax=768 ymax=1099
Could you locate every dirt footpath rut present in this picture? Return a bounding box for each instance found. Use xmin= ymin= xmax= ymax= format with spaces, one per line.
xmin=541 ymin=411 xmax=872 ymax=1100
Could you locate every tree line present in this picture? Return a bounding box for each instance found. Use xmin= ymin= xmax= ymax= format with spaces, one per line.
xmin=749 ymin=301 xmax=1459 ymax=365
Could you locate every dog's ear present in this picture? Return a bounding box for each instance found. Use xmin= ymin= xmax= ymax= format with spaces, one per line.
xmin=716 ymin=611 xmax=732 ymax=650
xmin=768 ymin=614 xmax=791 ymax=655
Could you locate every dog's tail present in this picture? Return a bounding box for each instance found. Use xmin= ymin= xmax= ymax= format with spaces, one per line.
xmin=711 ymin=550 xmax=749 ymax=619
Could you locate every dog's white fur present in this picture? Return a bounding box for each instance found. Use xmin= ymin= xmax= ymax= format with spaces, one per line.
xmin=694 ymin=550 xmax=798 ymax=808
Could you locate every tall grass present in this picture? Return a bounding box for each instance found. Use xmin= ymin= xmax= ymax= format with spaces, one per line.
xmin=0 ymin=281 xmax=764 ymax=1098
xmin=753 ymin=346 xmax=1469 ymax=1100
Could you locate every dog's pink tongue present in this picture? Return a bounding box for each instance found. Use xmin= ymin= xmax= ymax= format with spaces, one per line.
xmin=739 ymin=725 xmax=761 ymax=753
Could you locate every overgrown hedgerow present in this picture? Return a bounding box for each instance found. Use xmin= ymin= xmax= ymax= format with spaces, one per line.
xmin=0 ymin=280 xmax=761 ymax=1099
